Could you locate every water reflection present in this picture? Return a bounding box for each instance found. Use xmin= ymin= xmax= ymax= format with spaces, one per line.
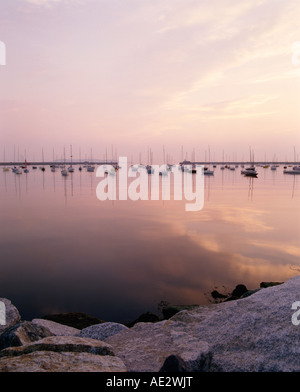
xmin=0 ymin=165 xmax=299 ymax=323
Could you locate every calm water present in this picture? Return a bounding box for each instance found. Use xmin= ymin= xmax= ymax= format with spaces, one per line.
xmin=0 ymin=164 xmax=299 ymax=323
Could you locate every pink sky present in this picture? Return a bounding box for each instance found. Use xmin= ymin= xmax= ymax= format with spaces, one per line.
xmin=0 ymin=0 xmax=300 ymax=163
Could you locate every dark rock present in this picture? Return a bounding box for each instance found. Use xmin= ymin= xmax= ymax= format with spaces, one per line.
xmin=126 ymin=312 xmax=159 ymax=327
xmin=78 ymin=322 xmax=129 ymax=341
xmin=42 ymin=312 xmax=105 ymax=330
xmin=240 ymin=288 xmax=261 ymax=298
xmin=260 ymin=281 xmax=284 ymax=288
xmin=231 ymin=284 xmax=248 ymax=298
xmin=210 ymin=290 xmax=228 ymax=300
xmin=224 ymin=284 xmax=249 ymax=301
xmin=0 ymin=321 xmax=54 ymax=350
xmin=159 ymin=355 xmax=187 ymax=372
xmin=162 ymin=305 xmax=199 ymax=320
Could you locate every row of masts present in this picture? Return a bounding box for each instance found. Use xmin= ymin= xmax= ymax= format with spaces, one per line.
xmin=1 ymin=145 xmax=299 ymax=166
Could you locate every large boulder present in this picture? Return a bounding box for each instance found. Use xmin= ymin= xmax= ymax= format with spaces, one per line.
xmin=32 ymin=319 xmax=80 ymax=336
xmin=106 ymin=321 xmax=212 ymax=372
xmin=0 ymin=336 xmax=126 ymax=372
xmin=106 ymin=276 xmax=300 ymax=372
xmin=0 ymin=335 xmax=115 ymax=357
xmin=166 ymin=275 xmax=300 ymax=371
xmin=0 ymin=352 xmax=126 ymax=372
xmin=0 ymin=298 xmax=21 ymax=335
xmin=78 ymin=322 xmax=129 ymax=341
xmin=0 ymin=321 xmax=54 ymax=350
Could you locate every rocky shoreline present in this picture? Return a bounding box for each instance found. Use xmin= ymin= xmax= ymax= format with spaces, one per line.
xmin=0 ymin=276 xmax=299 ymax=372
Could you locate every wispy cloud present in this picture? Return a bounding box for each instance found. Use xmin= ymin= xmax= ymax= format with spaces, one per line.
xmin=164 ymin=93 xmax=278 ymax=120
xmin=24 ymin=0 xmax=62 ymax=5
xmin=250 ymin=69 xmax=300 ymax=84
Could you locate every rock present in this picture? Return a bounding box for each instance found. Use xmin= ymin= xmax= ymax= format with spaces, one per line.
xmin=0 ymin=298 xmax=21 ymax=335
xmin=225 ymin=284 xmax=248 ymax=301
xmin=210 ymin=290 xmax=228 ymax=300
xmin=106 ymin=322 xmax=212 ymax=372
xmin=231 ymin=284 xmax=248 ymax=298
xmin=106 ymin=276 xmax=300 ymax=372
xmin=260 ymin=281 xmax=283 ymax=288
xmin=0 ymin=352 xmax=126 ymax=372
xmin=159 ymin=355 xmax=187 ymax=372
xmin=32 ymin=319 xmax=80 ymax=336
xmin=126 ymin=312 xmax=159 ymax=327
xmin=0 ymin=335 xmax=115 ymax=358
xmin=41 ymin=312 xmax=105 ymax=330
xmin=0 ymin=335 xmax=126 ymax=372
xmin=78 ymin=322 xmax=129 ymax=341
xmin=240 ymin=288 xmax=261 ymax=299
xmin=162 ymin=305 xmax=199 ymax=320
xmin=0 ymin=321 xmax=54 ymax=350
xmin=167 ymin=275 xmax=300 ymax=371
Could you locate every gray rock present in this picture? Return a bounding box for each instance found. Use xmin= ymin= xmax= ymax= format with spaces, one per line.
xmin=0 ymin=335 xmax=126 ymax=372
xmin=166 ymin=275 xmax=300 ymax=371
xmin=106 ymin=276 xmax=300 ymax=372
xmin=0 ymin=321 xmax=54 ymax=350
xmin=106 ymin=322 xmax=212 ymax=372
xmin=0 ymin=335 xmax=115 ymax=358
xmin=0 ymin=298 xmax=21 ymax=335
xmin=78 ymin=322 xmax=129 ymax=341
xmin=0 ymin=351 xmax=126 ymax=372
xmin=32 ymin=319 xmax=80 ymax=336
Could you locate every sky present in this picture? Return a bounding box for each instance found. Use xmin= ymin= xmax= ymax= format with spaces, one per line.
xmin=0 ymin=0 xmax=300 ymax=163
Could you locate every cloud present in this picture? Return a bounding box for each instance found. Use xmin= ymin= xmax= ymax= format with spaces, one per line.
xmin=23 ymin=0 xmax=83 ymax=7
xmin=164 ymin=94 xmax=278 ymax=120
xmin=250 ymin=69 xmax=300 ymax=84
xmin=24 ymin=0 xmax=62 ymax=5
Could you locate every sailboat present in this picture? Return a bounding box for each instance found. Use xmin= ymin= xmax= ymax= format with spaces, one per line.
xmin=241 ymin=167 xmax=258 ymax=177
xmin=14 ymin=167 xmax=22 ymax=174
xmin=146 ymin=146 xmax=154 ymax=174
xmin=78 ymin=148 xmax=82 ymax=171
xmin=40 ymin=149 xmax=45 ymax=171
xmin=2 ymin=148 xmax=10 ymax=172
xmin=87 ymin=148 xmax=95 ymax=172
xmin=61 ymin=168 xmax=68 ymax=176
xmin=68 ymin=145 xmax=74 ymax=172
xmin=241 ymin=148 xmax=257 ymax=177
xmin=159 ymin=145 xmax=168 ymax=176
xmin=220 ymin=150 xmax=225 ymax=170
xmin=283 ymin=166 xmax=300 ymax=174
xmin=204 ymin=146 xmax=214 ymax=175
xmin=61 ymin=147 xmax=68 ymax=177
xmin=51 ymin=148 xmax=56 ymax=172
xmin=87 ymin=165 xmax=95 ymax=172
